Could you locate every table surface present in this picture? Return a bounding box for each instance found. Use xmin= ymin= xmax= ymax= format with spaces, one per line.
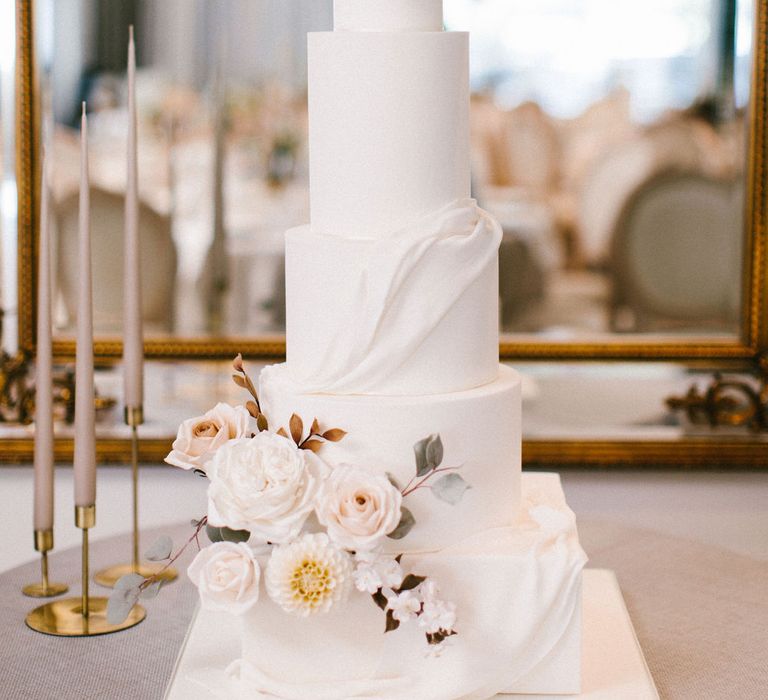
xmin=2 ymin=468 xmax=767 ymax=700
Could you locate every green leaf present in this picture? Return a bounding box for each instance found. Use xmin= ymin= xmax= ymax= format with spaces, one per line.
xmin=386 ymin=472 xmax=402 ymax=490
xmin=386 ymin=507 xmax=415 ymax=540
xmin=206 ymin=525 xmax=224 ymax=543
xmin=107 ymin=586 xmax=140 ymax=625
xmin=145 ymin=535 xmax=173 ymax=562
xmin=114 ymin=573 xmax=145 ymax=591
xmin=398 ymin=574 xmax=426 ymax=592
xmin=139 ymin=580 xmax=164 ymax=600
xmin=413 ymin=436 xmax=430 ymax=476
xmin=432 ymin=473 xmax=471 ymax=505
xmin=426 ymin=435 xmax=444 ymax=469
xmin=385 ymin=609 xmax=400 ymax=633
xmin=220 ymin=527 xmax=251 ymax=543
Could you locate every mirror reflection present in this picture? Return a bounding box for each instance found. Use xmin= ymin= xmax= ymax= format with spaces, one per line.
xmin=38 ymin=0 xmax=752 ymax=342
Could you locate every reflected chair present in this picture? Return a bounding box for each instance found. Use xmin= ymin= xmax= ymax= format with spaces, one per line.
xmin=608 ymin=169 xmax=742 ymax=333
xmin=55 ymin=187 xmax=178 ymax=334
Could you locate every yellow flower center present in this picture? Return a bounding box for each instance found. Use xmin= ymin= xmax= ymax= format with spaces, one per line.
xmin=290 ymin=559 xmax=333 ymax=607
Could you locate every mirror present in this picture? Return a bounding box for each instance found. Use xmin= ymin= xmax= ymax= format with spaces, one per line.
xmin=30 ymin=0 xmax=756 ymax=353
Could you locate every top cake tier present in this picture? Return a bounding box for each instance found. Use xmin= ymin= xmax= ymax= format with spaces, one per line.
xmin=334 ymin=0 xmax=444 ymax=32
xmin=308 ymin=8 xmax=470 ymax=239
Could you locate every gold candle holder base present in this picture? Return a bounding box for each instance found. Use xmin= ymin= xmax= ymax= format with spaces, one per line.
xmin=22 ymin=581 xmax=69 ymax=599
xmin=22 ymin=530 xmax=69 ymax=598
xmin=94 ymin=562 xmax=178 ymax=588
xmin=25 ymin=596 xmax=145 ymax=637
xmin=27 ymin=505 xmax=145 ymax=637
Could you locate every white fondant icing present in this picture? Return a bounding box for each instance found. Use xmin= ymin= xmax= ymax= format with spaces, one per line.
xmin=334 ymin=0 xmax=444 ymax=32
xmin=285 ymin=200 xmax=501 ymax=395
xmin=259 ymin=364 xmax=521 ymax=554
xmin=235 ymin=474 xmax=586 ymax=699
xmin=308 ymin=30 xmax=470 ymax=238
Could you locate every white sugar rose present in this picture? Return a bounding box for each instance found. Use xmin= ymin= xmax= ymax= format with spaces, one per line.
xmin=207 ymin=433 xmax=326 ymax=544
xmin=187 ymin=541 xmax=260 ymax=615
xmin=316 ymin=466 xmax=403 ymax=552
xmin=165 ymin=403 xmax=251 ymax=473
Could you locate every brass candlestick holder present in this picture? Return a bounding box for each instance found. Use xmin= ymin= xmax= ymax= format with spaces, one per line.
xmin=26 ymin=505 xmax=145 ymax=636
xmin=94 ymin=406 xmax=178 ymax=588
xmin=22 ymin=530 xmax=68 ymax=598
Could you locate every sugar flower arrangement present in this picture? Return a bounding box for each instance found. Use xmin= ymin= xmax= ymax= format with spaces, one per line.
xmin=109 ymin=356 xmax=469 ymax=647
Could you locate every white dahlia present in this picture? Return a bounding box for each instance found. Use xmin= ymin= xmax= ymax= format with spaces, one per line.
xmin=265 ymin=533 xmax=352 ymax=617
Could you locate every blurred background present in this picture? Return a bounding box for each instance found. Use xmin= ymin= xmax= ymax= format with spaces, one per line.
xmin=0 ymin=0 xmax=754 ymax=347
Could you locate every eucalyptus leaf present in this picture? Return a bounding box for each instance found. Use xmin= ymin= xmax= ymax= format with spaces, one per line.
xmin=220 ymin=527 xmax=251 ymax=543
xmin=387 ymin=507 xmax=415 ymax=540
xmin=144 ymin=535 xmax=173 ymax=562
xmin=139 ymin=580 xmax=164 ymax=600
xmin=425 ymin=435 xmax=444 ymax=469
xmin=114 ymin=573 xmax=145 ymax=591
xmin=107 ymin=587 xmax=140 ymax=625
xmin=386 ymin=472 xmax=402 ymax=490
xmin=413 ymin=436 xmax=430 ymax=477
xmin=432 ymin=473 xmax=471 ymax=505
xmin=206 ymin=525 xmax=224 ymax=543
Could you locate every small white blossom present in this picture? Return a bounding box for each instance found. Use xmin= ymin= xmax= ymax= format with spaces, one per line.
xmin=383 ymin=588 xmax=421 ymax=623
xmin=353 ymin=554 xmax=405 ymax=594
xmin=418 ymin=598 xmax=457 ymax=634
xmin=417 ymin=579 xmax=440 ymax=604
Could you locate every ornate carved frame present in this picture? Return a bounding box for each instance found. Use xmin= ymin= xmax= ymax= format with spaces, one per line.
xmin=11 ymin=0 xmax=768 ymax=465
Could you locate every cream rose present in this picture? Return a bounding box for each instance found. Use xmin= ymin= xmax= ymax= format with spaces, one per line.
xmin=206 ymin=433 xmax=325 ymax=544
xmin=316 ymin=466 xmax=403 ymax=552
xmin=187 ymin=541 xmax=260 ymax=614
xmin=165 ymin=403 xmax=252 ymax=473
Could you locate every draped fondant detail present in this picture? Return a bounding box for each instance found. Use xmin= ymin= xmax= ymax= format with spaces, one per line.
xmin=220 ymin=474 xmax=587 ymax=700
xmin=286 ymin=199 xmax=502 ymax=394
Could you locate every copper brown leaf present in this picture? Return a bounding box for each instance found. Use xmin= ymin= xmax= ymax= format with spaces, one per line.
xmin=256 ymin=413 xmax=269 ymax=432
xmin=385 ymin=609 xmax=400 ymax=633
xmin=232 ymin=374 xmax=249 ymax=390
xmin=301 ymin=439 xmax=324 ymax=453
xmin=310 ymin=418 xmax=320 ymax=436
xmin=322 ymin=428 xmax=347 ymax=443
xmin=289 ymin=414 xmax=303 ymax=445
xmin=276 ymin=427 xmax=288 ymax=438
xmin=245 ymin=401 xmax=259 ymax=418
xmin=232 ymin=353 xmax=244 ymax=372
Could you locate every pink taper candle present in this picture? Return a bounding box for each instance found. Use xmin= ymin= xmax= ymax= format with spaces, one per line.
xmin=33 ymin=151 xmax=54 ymax=532
xmin=74 ymin=103 xmax=96 ymax=508
xmin=124 ymin=25 xmax=144 ymax=411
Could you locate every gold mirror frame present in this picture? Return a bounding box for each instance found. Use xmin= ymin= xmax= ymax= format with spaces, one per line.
xmin=10 ymin=0 xmax=768 ymax=466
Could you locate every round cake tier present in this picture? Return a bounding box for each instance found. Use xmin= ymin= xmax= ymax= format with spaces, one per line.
xmin=308 ymin=30 xmax=470 ymax=238
xmin=234 ymin=475 xmax=585 ymax=700
xmin=259 ymin=363 xmax=521 ymax=553
xmin=283 ymin=218 xmax=499 ymax=396
xmin=334 ymin=0 xmax=444 ymax=32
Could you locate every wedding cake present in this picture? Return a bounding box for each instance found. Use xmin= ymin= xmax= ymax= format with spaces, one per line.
xmin=162 ymin=1 xmax=586 ymax=697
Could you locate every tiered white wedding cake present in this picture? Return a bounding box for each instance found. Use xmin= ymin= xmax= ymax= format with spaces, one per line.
xmin=162 ymin=2 xmax=586 ymax=698
xmin=245 ymin=1 xmax=586 ymax=697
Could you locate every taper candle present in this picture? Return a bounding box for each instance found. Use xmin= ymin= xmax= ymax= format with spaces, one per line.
xmin=33 ymin=151 xmax=54 ymax=532
xmin=123 ymin=25 xmax=144 ymax=411
xmin=74 ymin=103 xmax=96 ymax=508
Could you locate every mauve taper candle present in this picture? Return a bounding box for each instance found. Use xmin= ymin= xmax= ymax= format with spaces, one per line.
xmin=33 ymin=152 xmax=54 ymax=532
xmin=123 ymin=25 xmax=144 ymax=411
xmin=74 ymin=104 xmax=96 ymax=508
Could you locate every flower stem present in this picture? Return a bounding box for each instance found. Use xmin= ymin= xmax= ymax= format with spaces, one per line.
xmin=139 ymin=516 xmax=208 ymax=591
xmin=401 ymin=466 xmax=461 ymax=498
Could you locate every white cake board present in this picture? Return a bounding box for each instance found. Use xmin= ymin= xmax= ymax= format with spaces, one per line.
xmin=164 ymin=569 xmax=658 ymax=700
